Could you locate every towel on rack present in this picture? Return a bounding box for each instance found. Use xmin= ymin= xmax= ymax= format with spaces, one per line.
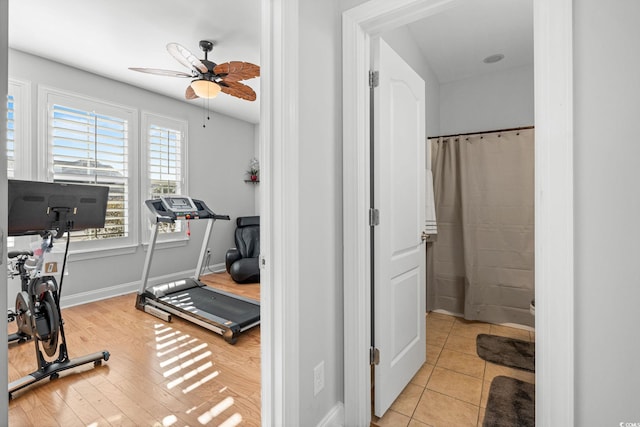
xmin=425 ymin=169 xmax=437 ymax=236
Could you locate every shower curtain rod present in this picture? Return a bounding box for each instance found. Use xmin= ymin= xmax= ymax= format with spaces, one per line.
xmin=428 ymin=125 xmax=534 ymax=140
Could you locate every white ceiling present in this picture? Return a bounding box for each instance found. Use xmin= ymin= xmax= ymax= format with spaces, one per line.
xmin=8 ymin=0 xmax=262 ymax=124
xmin=8 ymin=0 xmax=532 ymax=125
xmin=406 ymin=0 xmax=533 ymax=83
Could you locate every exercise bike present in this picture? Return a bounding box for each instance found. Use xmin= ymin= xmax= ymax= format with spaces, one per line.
xmin=7 ymin=248 xmax=36 ymax=344
xmin=7 ymin=179 xmax=111 ymax=399
xmin=8 ymin=234 xmax=63 ymax=354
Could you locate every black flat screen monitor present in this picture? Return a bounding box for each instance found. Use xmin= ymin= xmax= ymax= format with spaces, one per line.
xmin=8 ymin=179 xmax=109 ymax=237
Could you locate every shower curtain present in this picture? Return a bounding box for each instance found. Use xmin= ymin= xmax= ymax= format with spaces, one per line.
xmin=426 ymin=128 xmax=534 ymax=327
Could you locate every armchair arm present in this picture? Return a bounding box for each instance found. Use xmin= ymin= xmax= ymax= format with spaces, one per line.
xmin=225 ymin=248 xmax=242 ymax=273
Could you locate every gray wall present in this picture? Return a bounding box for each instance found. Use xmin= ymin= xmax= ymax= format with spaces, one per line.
xmin=297 ymin=1 xmax=344 ymax=424
xmin=574 ymin=0 xmax=640 ymax=423
xmin=439 ymin=64 xmax=533 ymax=135
xmin=7 ymin=49 xmax=257 ymax=306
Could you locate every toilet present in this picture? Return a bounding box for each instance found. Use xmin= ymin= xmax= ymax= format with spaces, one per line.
xmin=530 ymin=299 xmax=535 ymax=316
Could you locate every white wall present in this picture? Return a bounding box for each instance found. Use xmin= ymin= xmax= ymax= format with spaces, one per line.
xmin=573 ymin=0 xmax=640 ymax=423
xmin=439 ymin=64 xmax=534 ymax=135
xmin=7 ymin=49 xmax=257 ymax=306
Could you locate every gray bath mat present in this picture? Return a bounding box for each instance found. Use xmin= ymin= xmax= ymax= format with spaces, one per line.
xmin=483 ymin=376 xmax=535 ymax=427
xmin=476 ymin=334 xmax=535 ymax=372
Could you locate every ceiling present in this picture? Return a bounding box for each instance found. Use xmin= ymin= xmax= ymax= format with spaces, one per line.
xmin=405 ymin=0 xmax=533 ymax=83
xmin=8 ymin=0 xmax=532 ymax=125
xmin=8 ymin=0 xmax=262 ymax=124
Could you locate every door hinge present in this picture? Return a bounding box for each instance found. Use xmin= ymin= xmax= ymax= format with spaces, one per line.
xmin=369 ymin=70 xmax=379 ymax=88
xmin=370 ymin=347 xmax=380 ymax=365
xmin=259 ymin=254 xmax=266 ymax=269
xmin=369 ymin=208 xmax=380 ymax=226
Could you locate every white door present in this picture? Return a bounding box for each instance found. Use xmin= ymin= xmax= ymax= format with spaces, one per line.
xmin=373 ymin=38 xmax=426 ymax=417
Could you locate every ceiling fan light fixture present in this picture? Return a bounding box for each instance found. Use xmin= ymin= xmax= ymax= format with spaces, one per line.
xmin=191 ymin=79 xmax=221 ymax=98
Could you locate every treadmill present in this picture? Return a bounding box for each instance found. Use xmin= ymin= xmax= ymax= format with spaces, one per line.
xmin=136 ymin=196 xmax=260 ymax=344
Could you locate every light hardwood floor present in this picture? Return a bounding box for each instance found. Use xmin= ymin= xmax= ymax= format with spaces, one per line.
xmin=8 ymin=272 xmax=261 ymax=427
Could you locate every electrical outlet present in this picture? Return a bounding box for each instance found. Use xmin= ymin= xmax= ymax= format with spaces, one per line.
xmin=313 ymin=361 xmax=325 ymax=396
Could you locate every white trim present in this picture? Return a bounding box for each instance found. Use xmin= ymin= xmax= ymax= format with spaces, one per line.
xmin=316 ymin=402 xmax=345 ymax=427
xmin=7 ymin=78 xmax=32 ymax=179
xmin=139 ymin=110 xmax=189 ymax=244
xmin=342 ymin=9 xmax=373 ymax=426
xmin=534 ymin=0 xmax=574 ymax=425
xmin=37 ymin=85 xmax=140 ymax=252
xmin=59 ymin=264 xmax=225 ymax=308
xmin=261 ymin=0 xmax=300 ymax=425
xmin=342 ymin=0 xmax=574 ymax=425
xmin=61 ymin=280 xmax=140 ymax=308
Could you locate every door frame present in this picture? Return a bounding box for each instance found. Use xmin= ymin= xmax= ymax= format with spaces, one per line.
xmin=260 ymin=0 xmax=300 ymax=425
xmin=342 ymin=0 xmax=574 ymax=425
xmin=1 ymin=0 xmax=8 ymax=422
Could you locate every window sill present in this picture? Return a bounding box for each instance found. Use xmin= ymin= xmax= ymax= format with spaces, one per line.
xmin=64 ymin=235 xmax=189 ymax=262
xmin=141 ymin=236 xmax=189 ymax=251
xmin=67 ymin=244 xmax=138 ymax=262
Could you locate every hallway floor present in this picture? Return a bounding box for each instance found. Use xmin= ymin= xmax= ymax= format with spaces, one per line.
xmin=372 ymin=312 xmax=535 ymax=427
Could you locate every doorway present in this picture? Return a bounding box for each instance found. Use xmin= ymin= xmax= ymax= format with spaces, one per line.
xmin=342 ymin=0 xmax=575 ymax=425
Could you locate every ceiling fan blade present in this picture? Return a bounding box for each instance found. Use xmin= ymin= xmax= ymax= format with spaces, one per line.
xmin=185 ymin=85 xmax=199 ymax=100
xmin=214 ymin=62 xmax=260 ymax=82
xmin=167 ymin=43 xmax=208 ymax=74
xmin=219 ymin=81 xmax=257 ymax=101
xmin=128 ymin=67 xmax=193 ymax=77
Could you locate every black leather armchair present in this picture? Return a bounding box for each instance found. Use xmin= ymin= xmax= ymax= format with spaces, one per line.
xmin=225 ymin=216 xmax=260 ymax=284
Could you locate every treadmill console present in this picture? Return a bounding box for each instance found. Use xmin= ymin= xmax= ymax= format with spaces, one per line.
xmin=161 ymin=196 xmax=199 ymax=219
xmin=145 ymin=196 xmax=230 ymax=223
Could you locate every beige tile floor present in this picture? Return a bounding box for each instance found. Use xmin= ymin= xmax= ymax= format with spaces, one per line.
xmin=372 ymin=312 xmax=535 ymax=427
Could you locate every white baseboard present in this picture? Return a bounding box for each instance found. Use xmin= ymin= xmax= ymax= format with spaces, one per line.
xmin=317 ymin=402 xmax=344 ymax=427
xmin=431 ymin=308 xmax=463 ymax=317
xmin=59 ymin=263 xmax=226 ymax=308
xmin=60 ymin=280 xmax=139 ymax=308
xmin=430 ymin=309 xmax=535 ymax=332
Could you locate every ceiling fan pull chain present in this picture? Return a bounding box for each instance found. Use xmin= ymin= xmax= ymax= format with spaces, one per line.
xmin=202 ymin=98 xmax=207 ymax=128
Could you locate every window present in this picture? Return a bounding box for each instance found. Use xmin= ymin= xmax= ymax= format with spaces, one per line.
xmin=7 ymin=80 xmax=31 ymax=248
xmin=40 ymin=88 xmax=138 ymax=250
xmin=7 ymin=79 xmax=31 ymax=179
xmin=141 ymin=112 xmax=188 ymax=241
xmin=7 ymin=94 xmax=15 ymax=178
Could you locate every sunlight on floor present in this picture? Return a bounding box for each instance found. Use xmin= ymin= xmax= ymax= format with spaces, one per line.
xmin=153 ymin=322 xmax=241 ymax=425
xmin=198 ymin=398 xmax=243 ymax=426
xmin=162 ymin=414 xmax=178 ymax=426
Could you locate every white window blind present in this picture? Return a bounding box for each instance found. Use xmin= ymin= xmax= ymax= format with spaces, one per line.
xmin=148 ymin=124 xmax=184 ymax=234
xmin=6 ymin=94 xmax=15 ymax=178
xmin=50 ymin=104 xmax=129 ymax=241
xmin=148 ymin=124 xmax=183 ymax=197
xmin=6 ymin=94 xmax=16 ymax=248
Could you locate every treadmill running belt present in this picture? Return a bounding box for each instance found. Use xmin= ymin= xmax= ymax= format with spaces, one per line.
xmin=162 ymin=287 xmax=260 ymax=327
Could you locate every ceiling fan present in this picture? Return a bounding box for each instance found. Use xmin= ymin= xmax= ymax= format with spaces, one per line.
xmin=129 ymin=40 xmax=260 ymax=101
